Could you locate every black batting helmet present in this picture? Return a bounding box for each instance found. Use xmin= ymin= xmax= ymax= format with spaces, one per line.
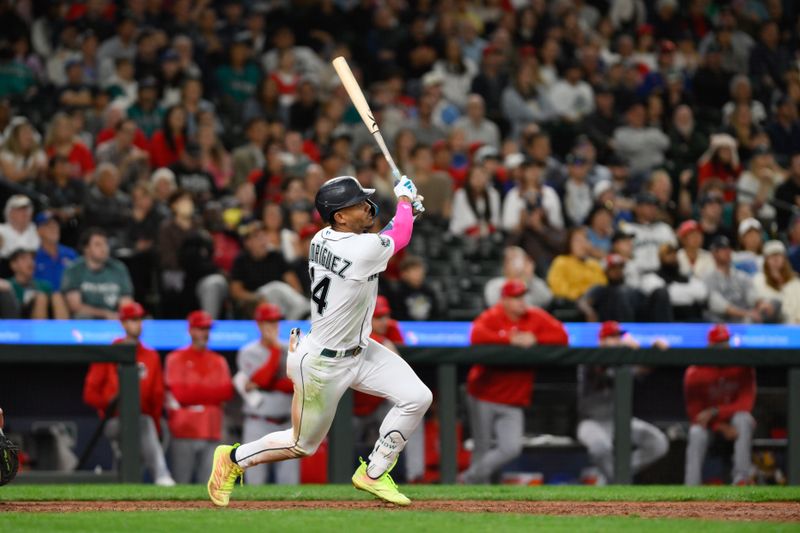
xmin=314 ymin=176 xmax=378 ymax=222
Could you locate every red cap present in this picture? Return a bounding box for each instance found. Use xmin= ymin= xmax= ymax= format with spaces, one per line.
xmin=708 ymin=324 xmax=731 ymax=344
xmin=501 ymin=280 xmax=527 ymax=298
xmin=374 ymin=295 xmax=391 ymax=318
xmin=677 ymin=220 xmax=701 ymax=239
xmin=599 ymin=321 xmax=625 ymax=339
xmin=254 ymin=303 xmax=282 ymax=322
xmin=298 ymin=224 xmax=319 ymax=241
xmin=119 ymin=301 xmax=145 ymax=321
xmin=603 ymin=253 xmax=626 ymax=270
xmin=187 ymin=310 xmax=213 ymax=329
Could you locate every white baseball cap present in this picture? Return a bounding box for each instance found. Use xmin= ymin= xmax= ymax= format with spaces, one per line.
xmin=738 ymin=217 xmax=762 ymax=237
xmin=763 ymin=240 xmax=787 ymax=256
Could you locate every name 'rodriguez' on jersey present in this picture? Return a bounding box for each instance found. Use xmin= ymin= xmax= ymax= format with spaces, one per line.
xmin=306 ymin=228 xmax=396 ymax=351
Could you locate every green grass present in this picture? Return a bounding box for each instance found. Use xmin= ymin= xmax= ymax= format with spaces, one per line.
xmin=3 ymin=510 xmax=799 ymax=533
xmin=1 ymin=484 xmax=799 ymax=502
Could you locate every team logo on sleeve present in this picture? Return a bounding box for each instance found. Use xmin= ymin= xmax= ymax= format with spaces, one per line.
xmin=379 ymin=236 xmax=390 ymax=248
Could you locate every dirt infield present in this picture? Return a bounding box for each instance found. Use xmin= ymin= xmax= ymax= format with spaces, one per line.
xmin=3 ymin=500 xmax=800 ymax=521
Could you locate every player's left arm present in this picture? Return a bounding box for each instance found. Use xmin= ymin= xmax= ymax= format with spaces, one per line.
xmin=716 ymin=368 xmax=757 ymax=421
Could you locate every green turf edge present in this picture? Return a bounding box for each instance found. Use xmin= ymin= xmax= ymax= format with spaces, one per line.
xmin=2 ymin=510 xmax=797 ymax=533
xmin=2 ymin=484 xmax=800 ymax=502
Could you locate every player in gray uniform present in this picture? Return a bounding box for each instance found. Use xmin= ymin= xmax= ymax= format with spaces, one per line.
xmin=209 ymin=175 xmax=429 ymax=506
xmin=233 ymin=303 xmax=299 ymax=485
xmin=576 ymin=321 xmax=669 ymax=483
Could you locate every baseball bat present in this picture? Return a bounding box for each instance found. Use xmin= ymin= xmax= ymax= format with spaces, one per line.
xmin=332 ymin=56 xmax=402 ymax=184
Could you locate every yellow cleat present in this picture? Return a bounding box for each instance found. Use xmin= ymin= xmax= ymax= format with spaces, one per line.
xmin=207 ymin=444 xmax=244 ymax=507
xmin=351 ymin=457 xmax=411 ymax=506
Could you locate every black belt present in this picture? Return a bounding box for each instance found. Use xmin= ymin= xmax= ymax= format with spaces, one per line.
xmin=320 ymin=346 xmax=363 ymax=358
xmin=247 ymin=414 xmax=290 ymax=425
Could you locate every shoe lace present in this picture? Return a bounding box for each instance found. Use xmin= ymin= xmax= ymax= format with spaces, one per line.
xmin=223 ymin=445 xmax=244 ymax=491
xmin=381 ymin=471 xmax=398 ymax=490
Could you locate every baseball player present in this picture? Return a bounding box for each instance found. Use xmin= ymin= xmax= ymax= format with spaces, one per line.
xmin=83 ymin=301 xmax=175 ymax=486
xmin=576 ymin=321 xmax=669 ymax=484
xmin=208 ymin=175 xmax=430 ymax=506
xmin=233 ymin=303 xmax=299 ymax=485
xmin=684 ymin=324 xmax=756 ymax=485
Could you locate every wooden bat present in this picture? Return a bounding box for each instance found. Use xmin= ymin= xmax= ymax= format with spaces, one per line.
xmin=332 ymin=56 xmax=402 ymax=184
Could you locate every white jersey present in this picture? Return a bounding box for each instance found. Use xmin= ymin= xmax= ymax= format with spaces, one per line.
xmin=306 ymin=227 xmax=395 ymax=350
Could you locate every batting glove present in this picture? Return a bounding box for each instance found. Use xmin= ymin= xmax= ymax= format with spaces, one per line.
xmin=412 ymin=195 xmax=425 ymax=219
xmin=394 ymin=175 xmax=417 ymax=200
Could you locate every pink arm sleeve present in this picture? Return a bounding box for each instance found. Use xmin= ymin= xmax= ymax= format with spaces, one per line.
xmin=381 ymin=201 xmax=413 ymax=254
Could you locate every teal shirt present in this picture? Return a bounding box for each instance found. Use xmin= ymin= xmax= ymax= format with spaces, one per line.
xmin=0 ymin=62 xmax=34 ymax=98
xmin=127 ymin=105 xmax=164 ymax=138
xmin=60 ymin=257 xmax=133 ymax=312
xmin=8 ymin=277 xmax=52 ymax=307
xmin=214 ymin=63 xmax=261 ymax=102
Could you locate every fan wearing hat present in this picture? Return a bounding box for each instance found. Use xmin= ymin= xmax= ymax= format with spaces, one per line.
xmin=462 ymin=280 xmax=568 ymax=484
xmin=619 ymin=192 xmax=677 ymax=274
xmin=0 ymin=195 xmax=39 ymax=259
xmin=753 ymin=240 xmax=800 ymax=323
xmin=169 ymin=139 xmax=220 ymax=204
xmin=233 ymin=303 xmax=298 ymax=485
xmin=164 ymin=310 xmax=233 ymax=484
xmin=576 ymin=321 xmax=669 ymax=484
xmin=705 ymin=234 xmax=778 ymax=323
xmin=684 ymin=324 xmax=756 ymax=485
xmin=83 ymin=302 xmax=176 ymax=486
xmin=731 ymin=217 xmax=764 ymax=276
xmin=676 ymin=220 xmax=715 ymax=279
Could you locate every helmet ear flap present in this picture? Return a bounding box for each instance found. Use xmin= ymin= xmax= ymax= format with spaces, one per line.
xmin=367 ymin=199 xmax=378 ymax=218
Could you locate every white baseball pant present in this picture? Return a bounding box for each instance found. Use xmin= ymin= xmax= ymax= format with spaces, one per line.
xmin=684 ymin=411 xmax=754 ymax=485
xmin=241 ymin=416 xmax=299 ymax=485
xmin=234 ymin=337 xmax=432 ymax=478
xmin=577 ymin=417 xmax=669 ymax=481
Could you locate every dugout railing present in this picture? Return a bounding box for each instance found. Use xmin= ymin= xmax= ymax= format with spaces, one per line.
xmin=327 ymin=346 xmax=800 ymax=485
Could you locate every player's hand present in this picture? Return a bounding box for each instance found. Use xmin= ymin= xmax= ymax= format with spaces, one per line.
xmin=411 ymin=195 xmax=425 ymax=218
xmin=717 ymin=422 xmax=739 ymax=441
xmin=695 ymin=408 xmax=717 ymax=428
xmin=394 ymin=175 xmax=417 ymax=200
xmin=510 ymin=331 xmax=537 ymax=348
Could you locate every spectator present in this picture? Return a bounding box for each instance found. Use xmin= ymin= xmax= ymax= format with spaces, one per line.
xmin=469 ymin=45 xmax=509 ymax=129
xmin=501 ymin=62 xmax=553 ymax=140
xmin=126 ymin=182 xmax=164 ymax=307
xmin=693 ymin=44 xmax=733 ymax=118
xmin=83 ymin=163 xmax=132 ymax=251
xmin=94 ymin=118 xmax=150 ymax=189
xmin=405 ymin=92 xmax=448 ymax=148
xmin=157 ymin=190 xmax=228 ymax=318
xmin=754 ymin=240 xmax=800 ymax=324
xmin=787 ymin=215 xmax=800 ymax=274
xmin=44 ymin=112 xmax=95 ymax=181
xmin=231 ymin=118 xmax=268 ymax=190
xmin=233 ymin=303 xmax=298 ymax=485
xmin=165 ymin=310 xmax=233 ymax=484
xmin=703 ymin=235 xmax=776 ymax=323
xmin=229 ymin=220 xmax=306 ymax=320
xmin=558 ymin=152 xmax=594 ymax=227
xmin=449 ymin=166 xmax=501 ymax=237
xmin=676 ymin=220 xmax=715 ymax=279
xmin=150 ymin=167 xmax=177 ymax=215
xmin=577 ymin=321 xmax=669 ymax=484
xmin=732 ymin=217 xmax=764 ymax=276
xmin=57 ymin=59 xmax=93 ymax=110
xmin=408 ymin=144 xmax=452 ymax=223
xmin=642 ymin=243 xmax=708 ymax=321
xmin=214 ymin=34 xmax=261 ymax=105
xmin=287 ymin=79 xmax=320 ymax=135
xmin=666 ymin=105 xmax=707 ymax=177
xmin=127 ymin=77 xmax=163 ymax=139
xmin=6 ymin=248 xmax=67 ymax=319
xmin=289 ymin=224 xmax=317 ymax=298
xmin=462 ymin=280 xmax=568 ymax=484
xmin=722 ymin=75 xmax=767 ymax=126
xmin=242 ymin=78 xmax=284 ymax=124
xmin=149 ymin=105 xmax=187 ymax=169
xmin=765 ymin=96 xmax=800 ymax=166
xmin=612 ymin=102 xmax=670 ymax=176
xmin=0 ymin=117 xmax=47 ymax=188
xmin=509 ymin=196 xmax=567 ymax=278
xmin=504 ymin=158 xmax=564 ymax=233
xmin=453 ymin=94 xmax=501 ymax=150
xmin=684 ymin=324 xmax=756 ymax=485
xmin=549 ymin=61 xmax=595 ymax=123
xmin=83 ymin=301 xmax=175 ymax=486
xmin=547 ymin=227 xmax=606 ymax=302
xmin=261 ymin=203 xmax=297 ymax=262
xmin=774 ymin=153 xmax=800 ymax=231
xmin=388 ymin=255 xmax=440 ymax=322
xmin=61 ymin=227 xmax=134 ymax=319
xmin=484 ymin=246 xmax=552 ymax=309
xmin=34 ymin=211 xmax=77 ymax=292
xmin=621 ymin=192 xmax=677 ymax=274
xmin=585 ymin=204 xmax=615 ymax=259
xmin=581 ymin=85 xmax=617 ymax=161
xmin=0 ymin=195 xmax=39 ymax=259
xmin=748 ymin=20 xmax=790 ymax=104
xmin=169 ymin=140 xmax=219 ymax=205
xmin=696 ymin=133 xmax=741 ymax=202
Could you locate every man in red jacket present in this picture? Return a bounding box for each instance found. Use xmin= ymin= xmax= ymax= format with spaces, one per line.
xmin=83 ymin=301 xmax=175 ymax=485
xmin=462 ymin=279 xmax=569 ymax=484
xmin=165 ymin=310 xmax=233 ymax=484
xmin=233 ymin=303 xmax=298 ymax=485
xmin=684 ymin=324 xmax=756 ymax=485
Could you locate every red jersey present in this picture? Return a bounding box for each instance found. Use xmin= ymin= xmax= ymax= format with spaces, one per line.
xmin=83 ymin=339 xmax=164 ymax=429
xmin=165 ymin=346 xmax=233 ymax=440
xmin=47 ymin=142 xmax=95 ymax=179
xmin=250 ymin=343 xmax=294 ymax=394
xmin=353 ymin=321 xmax=405 ymax=417
xmin=684 ymin=365 xmax=756 ymax=431
xmin=467 ymin=304 xmax=569 ymax=407
xmin=148 ymin=130 xmax=185 ymax=169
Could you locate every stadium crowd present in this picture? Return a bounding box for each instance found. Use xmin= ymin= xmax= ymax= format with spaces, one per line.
xmin=0 ymin=0 xmax=799 ymax=324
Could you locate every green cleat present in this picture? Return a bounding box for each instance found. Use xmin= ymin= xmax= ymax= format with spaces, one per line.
xmin=207 ymin=444 xmax=243 ymax=507
xmin=351 ymin=457 xmax=411 ymax=506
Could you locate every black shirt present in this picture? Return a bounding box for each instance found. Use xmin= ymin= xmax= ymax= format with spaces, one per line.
xmin=231 ymin=249 xmax=289 ymax=291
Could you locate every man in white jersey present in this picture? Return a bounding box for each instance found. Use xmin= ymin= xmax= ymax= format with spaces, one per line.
xmin=208 ymin=174 xmax=430 ymax=506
